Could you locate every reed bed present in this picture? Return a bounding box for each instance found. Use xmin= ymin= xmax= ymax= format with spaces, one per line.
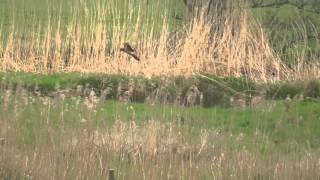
xmin=0 ymin=0 xmax=300 ymax=82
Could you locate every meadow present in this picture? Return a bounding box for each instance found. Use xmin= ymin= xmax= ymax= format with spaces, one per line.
xmin=1 ymin=0 xmax=320 ymax=179
xmin=1 ymin=86 xmax=320 ymax=179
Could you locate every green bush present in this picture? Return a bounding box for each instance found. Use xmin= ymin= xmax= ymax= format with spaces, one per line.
xmin=304 ymin=80 xmax=320 ymax=98
xmin=266 ymin=82 xmax=304 ymax=99
xmin=201 ymin=84 xmax=228 ymax=107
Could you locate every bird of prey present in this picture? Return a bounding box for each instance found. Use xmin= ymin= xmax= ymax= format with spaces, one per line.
xmin=120 ymin=42 xmax=140 ymax=61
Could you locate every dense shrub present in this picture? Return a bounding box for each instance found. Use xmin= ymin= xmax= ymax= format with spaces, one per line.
xmin=266 ymin=82 xmax=303 ymax=99
xmin=201 ymin=83 xmax=228 ymax=107
xmin=304 ymin=80 xmax=320 ymax=98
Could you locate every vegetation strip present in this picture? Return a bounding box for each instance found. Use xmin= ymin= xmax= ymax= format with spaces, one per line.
xmin=1 ymin=87 xmax=320 ymax=179
xmin=1 ymin=72 xmax=320 ymax=107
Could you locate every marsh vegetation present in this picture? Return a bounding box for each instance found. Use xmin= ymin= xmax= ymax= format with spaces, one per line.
xmin=1 ymin=85 xmax=320 ymax=179
xmin=1 ymin=0 xmax=320 ymax=179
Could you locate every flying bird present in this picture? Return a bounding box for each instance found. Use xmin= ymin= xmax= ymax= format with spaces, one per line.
xmin=120 ymin=42 xmax=140 ymax=61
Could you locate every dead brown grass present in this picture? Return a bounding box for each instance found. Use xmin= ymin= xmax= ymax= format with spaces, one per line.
xmin=0 ymin=1 xmax=296 ymax=82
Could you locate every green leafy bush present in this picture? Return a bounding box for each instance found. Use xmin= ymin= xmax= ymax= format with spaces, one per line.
xmin=266 ymin=82 xmax=304 ymax=99
xmin=304 ymin=80 xmax=320 ymax=98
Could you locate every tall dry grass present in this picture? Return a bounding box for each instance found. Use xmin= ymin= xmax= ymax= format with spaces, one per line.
xmin=0 ymin=0 xmax=297 ymax=82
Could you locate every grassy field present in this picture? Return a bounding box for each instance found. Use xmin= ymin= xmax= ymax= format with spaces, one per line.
xmin=1 ymin=0 xmax=320 ymax=179
xmin=1 ymin=89 xmax=320 ymax=179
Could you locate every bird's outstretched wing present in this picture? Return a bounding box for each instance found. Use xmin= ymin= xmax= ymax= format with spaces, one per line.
xmin=123 ymin=50 xmax=140 ymax=61
xmin=120 ymin=42 xmax=140 ymax=61
xmin=123 ymin=43 xmax=136 ymax=53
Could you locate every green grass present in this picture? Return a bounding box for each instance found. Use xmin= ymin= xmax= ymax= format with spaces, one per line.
xmin=0 ymin=72 xmax=319 ymax=147
xmin=0 ymin=72 xmax=258 ymax=109
xmin=0 ymin=72 xmax=258 ymax=101
xmin=1 ymin=76 xmax=320 ymax=179
xmin=2 ymin=72 xmax=320 ymax=107
xmin=2 ymin=91 xmax=320 ymax=150
xmin=1 ymin=89 xmax=320 ymax=179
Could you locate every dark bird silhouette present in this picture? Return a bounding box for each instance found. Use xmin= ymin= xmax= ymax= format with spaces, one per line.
xmin=173 ymin=14 xmax=183 ymax=20
xmin=120 ymin=42 xmax=140 ymax=61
